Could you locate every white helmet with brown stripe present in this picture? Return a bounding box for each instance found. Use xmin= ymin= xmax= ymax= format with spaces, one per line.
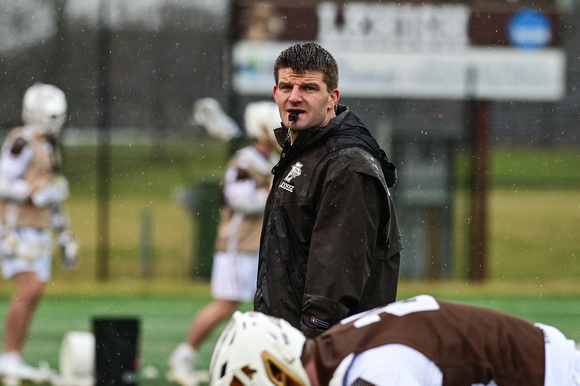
xmin=209 ymin=311 xmax=310 ymax=386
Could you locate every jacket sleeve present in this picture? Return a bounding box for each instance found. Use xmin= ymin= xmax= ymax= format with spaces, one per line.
xmin=300 ymin=149 xmax=388 ymax=338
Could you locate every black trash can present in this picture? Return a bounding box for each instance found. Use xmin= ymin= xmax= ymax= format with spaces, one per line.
xmin=93 ymin=317 xmax=140 ymax=385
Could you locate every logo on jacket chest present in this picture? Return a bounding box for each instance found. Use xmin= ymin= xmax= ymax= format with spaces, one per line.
xmin=279 ymin=162 xmax=303 ymax=193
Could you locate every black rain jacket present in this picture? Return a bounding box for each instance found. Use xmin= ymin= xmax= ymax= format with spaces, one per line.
xmin=254 ymin=104 xmax=403 ymax=338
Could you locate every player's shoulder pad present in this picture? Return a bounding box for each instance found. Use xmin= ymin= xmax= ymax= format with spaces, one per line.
xmin=10 ymin=137 xmax=28 ymax=155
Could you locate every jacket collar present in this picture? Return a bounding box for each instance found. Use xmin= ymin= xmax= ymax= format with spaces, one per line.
xmin=273 ymin=104 xmax=351 ymax=150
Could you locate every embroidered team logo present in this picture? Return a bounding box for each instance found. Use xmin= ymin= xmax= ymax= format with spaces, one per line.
xmin=284 ymin=162 xmax=303 ymax=182
xmin=279 ymin=162 xmax=303 ymax=193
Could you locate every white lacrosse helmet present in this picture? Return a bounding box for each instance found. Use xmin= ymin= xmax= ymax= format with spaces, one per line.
xmin=192 ymin=97 xmax=240 ymax=141
xmin=209 ymin=311 xmax=311 ymax=386
xmin=244 ymin=101 xmax=281 ymax=145
xmin=22 ymin=82 xmax=67 ymax=136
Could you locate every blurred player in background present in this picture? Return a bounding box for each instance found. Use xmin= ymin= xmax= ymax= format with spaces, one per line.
xmin=210 ymin=294 xmax=580 ymax=386
xmin=0 ymin=83 xmax=79 ymax=383
xmin=168 ymin=101 xmax=281 ymax=386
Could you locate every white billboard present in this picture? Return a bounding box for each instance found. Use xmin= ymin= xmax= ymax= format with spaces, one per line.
xmin=233 ymin=41 xmax=566 ymax=101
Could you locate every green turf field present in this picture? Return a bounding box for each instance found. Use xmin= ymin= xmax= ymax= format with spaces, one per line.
xmin=3 ymin=289 xmax=580 ymax=385
xmin=0 ymin=139 xmax=577 ymax=384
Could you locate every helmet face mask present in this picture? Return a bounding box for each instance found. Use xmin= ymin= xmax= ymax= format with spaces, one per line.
xmin=22 ymin=82 xmax=67 ymax=137
xmin=210 ymin=311 xmax=310 ymax=386
xmin=261 ymin=351 xmax=308 ymax=386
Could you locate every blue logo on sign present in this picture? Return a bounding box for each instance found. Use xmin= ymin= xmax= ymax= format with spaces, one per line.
xmin=507 ymin=10 xmax=552 ymax=49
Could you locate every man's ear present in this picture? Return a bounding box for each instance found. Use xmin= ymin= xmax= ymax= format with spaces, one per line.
xmin=329 ymin=89 xmax=340 ymax=109
xmin=272 ymin=85 xmax=278 ymax=102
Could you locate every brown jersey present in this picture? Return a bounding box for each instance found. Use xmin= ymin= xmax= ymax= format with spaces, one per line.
xmin=306 ymin=295 xmax=546 ymax=386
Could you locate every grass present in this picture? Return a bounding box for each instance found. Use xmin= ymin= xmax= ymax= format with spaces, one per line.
xmin=488 ymin=189 xmax=580 ymax=281
xmin=452 ymin=188 xmax=580 ymax=284
xmin=0 ymin=138 xmax=578 ymax=384
xmin=5 ymin=290 xmax=580 ymax=385
xmin=452 ymin=146 xmax=580 ymax=284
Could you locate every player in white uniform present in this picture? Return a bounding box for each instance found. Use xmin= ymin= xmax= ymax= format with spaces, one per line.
xmin=168 ymin=101 xmax=281 ymax=386
xmin=209 ymin=294 xmax=580 ymax=386
xmin=0 ymin=83 xmax=79 ymax=383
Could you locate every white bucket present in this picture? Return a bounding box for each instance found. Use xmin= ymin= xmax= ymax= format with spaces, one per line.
xmin=59 ymin=331 xmax=95 ymax=384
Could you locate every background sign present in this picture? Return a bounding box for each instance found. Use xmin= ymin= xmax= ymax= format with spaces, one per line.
xmin=507 ymin=9 xmax=553 ymax=49
xmin=232 ymin=2 xmax=565 ymax=102
xmin=233 ymin=41 xmax=565 ymax=100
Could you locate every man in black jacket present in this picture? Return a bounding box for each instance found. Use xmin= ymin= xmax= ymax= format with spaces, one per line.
xmin=254 ymin=42 xmax=403 ymax=338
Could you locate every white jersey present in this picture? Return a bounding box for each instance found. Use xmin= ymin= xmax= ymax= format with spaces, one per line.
xmin=339 ymin=336 xmax=580 ymax=386
xmin=0 ymin=126 xmax=61 ymax=281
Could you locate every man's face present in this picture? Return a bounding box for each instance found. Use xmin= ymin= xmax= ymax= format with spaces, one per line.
xmin=273 ymin=68 xmax=339 ymax=141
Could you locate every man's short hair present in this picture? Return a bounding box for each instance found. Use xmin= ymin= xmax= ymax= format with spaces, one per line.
xmin=273 ymin=42 xmax=339 ymax=92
